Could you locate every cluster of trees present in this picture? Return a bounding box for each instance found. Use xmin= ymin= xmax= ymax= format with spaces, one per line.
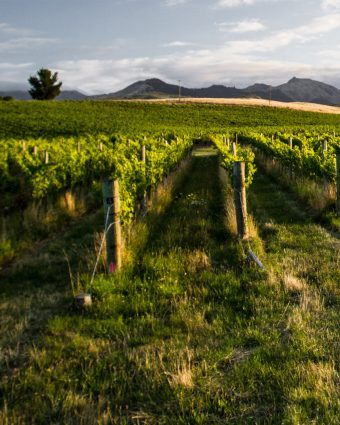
xmin=0 ymin=96 xmax=14 ymax=101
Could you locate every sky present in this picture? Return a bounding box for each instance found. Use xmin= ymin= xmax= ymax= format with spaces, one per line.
xmin=1 ymin=0 xmax=340 ymax=94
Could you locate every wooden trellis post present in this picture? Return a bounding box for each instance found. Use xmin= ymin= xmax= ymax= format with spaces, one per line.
xmin=141 ymin=145 xmax=147 ymax=211
xmin=233 ymin=162 xmax=248 ymax=239
xmin=323 ymin=139 xmax=328 ymax=154
xmin=289 ymin=137 xmax=293 ymax=149
xmin=336 ymin=153 xmax=340 ymax=216
xmin=232 ymin=141 xmax=237 ymax=157
xmin=33 ymin=146 xmax=38 ymax=156
xmin=102 ymin=180 xmax=122 ymax=271
xmin=44 ymin=151 xmax=49 ymax=164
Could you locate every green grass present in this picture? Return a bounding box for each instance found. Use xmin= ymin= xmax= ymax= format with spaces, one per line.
xmin=1 ymin=147 xmax=338 ymax=424
xmin=1 ymin=100 xmax=340 ymax=139
xmin=0 ymin=185 xmax=102 ymax=269
xmin=253 ymin=152 xmax=340 ymax=232
xmin=0 ymin=209 xmax=103 ymax=387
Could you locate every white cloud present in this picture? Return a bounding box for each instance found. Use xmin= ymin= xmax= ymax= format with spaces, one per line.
xmin=0 ymin=62 xmax=34 ymax=85
xmin=43 ymin=13 xmax=340 ymax=92
xmin=224 ymin=13 xmax=340 ymax=54
xmin=3 ymin=38 xmax=340 ymax=94
xmin=163 ymin=41 xmax=195 ymax=47
xmin=0 ymin=62 xmax=33 ymax=70
xmin=80 ymin=39 xmax=129 ymax=53
xmin=215 ymin=0 xmax=285 ymax=8
xmin=0 ymin=22 xmax=34 ymax=37
xmin=0 ymin=37 xmax=58 ymax=52
xmin=55 ymin=58 xmax=158 ymax=93
xmin=321 ymin=0 xmax=340 ymax=9
xmin=216 ymin=0 xmax=255 ymax=7
xmin=164 ymin=0 xmax=190 ymax=6
xmin=316 ymin=44 xmax=340 ymax=61
xmin=0 ymin=22 xmax=57 ymax=52
xmin=53 ymin=41 xmax=340 ymax=94
xmin=217 ymin=19 xmax=265 ymax=33
xmin=1 ymin=8 xmax=340 ymax=93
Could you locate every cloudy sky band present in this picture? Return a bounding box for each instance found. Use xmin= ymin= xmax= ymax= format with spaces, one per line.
xmin=0 ymin=0 xmax=340 ymax=93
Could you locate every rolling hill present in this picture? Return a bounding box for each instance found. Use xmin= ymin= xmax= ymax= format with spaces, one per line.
xmin=95 ymin=77 xmax=340 ymax=105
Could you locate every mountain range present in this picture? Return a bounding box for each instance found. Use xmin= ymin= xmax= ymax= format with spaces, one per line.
xmin=1 ymin=77 xmax=340 ymax=106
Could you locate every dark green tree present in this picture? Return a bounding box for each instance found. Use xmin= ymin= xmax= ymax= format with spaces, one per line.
xmin=28 ymin=68 xmax=62 ymax=100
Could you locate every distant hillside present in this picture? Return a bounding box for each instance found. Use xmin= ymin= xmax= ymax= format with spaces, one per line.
xmin=0 ymin=90 xmax=87 ymax=101
xmin=94 ymin=78 xmax=245 ymax=100
xmin=100 ymin=77 xmax=340 ymax=106
xmin=277 ymin=77 xmax=340 ymax=105
xmin=94 ymin=79 xmax=173 ymax=99
xmin=1 ymin=77 xmax=340 ymax=105
xmin=58 ymin=91 xmax=88 ymax=100
xmin=243 ymin=83 xmax=293 ymax=102
xmin=0 ymin=90 xmax=30 ymax=100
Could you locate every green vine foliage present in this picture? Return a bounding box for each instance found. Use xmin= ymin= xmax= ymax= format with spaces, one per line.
xmin=0 ymin=135 xmax=193 ymax=224
xmin=241 ymin=131 xmax=338 ymax=182
xmin=1 ymin=129 xmax=338 ymax=222
xmin=210 ymin=134 xmax=256 ymax=188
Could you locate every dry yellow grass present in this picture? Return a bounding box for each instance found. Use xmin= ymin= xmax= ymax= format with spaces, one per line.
xmin=186 ymin=249 xmax=211 ymax=273
xmin=165 ymin=349 xmax=194 ymax=389
xmin=130 ymin=97 xmax=340 ymax=115
xmin=283 ymin=274 xmax=306 ymax=292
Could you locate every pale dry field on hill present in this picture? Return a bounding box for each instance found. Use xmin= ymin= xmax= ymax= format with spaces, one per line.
xmin=143 ymin=97 xmax=340 ymax=114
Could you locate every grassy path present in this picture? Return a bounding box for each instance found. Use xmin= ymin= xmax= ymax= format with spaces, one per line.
xmin=1 ymin=148 xmax=339 ymax=424
xmin=0 ymin=211 xmax=104 ymax=407
xmin=247 ymin=171 xmax=339 ymax=424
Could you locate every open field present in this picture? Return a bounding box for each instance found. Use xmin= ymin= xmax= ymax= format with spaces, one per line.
xmin=145 ymin=97 xmax=340 ymax=115
xmin=0 ymin=101 xmax=339 ymax=424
